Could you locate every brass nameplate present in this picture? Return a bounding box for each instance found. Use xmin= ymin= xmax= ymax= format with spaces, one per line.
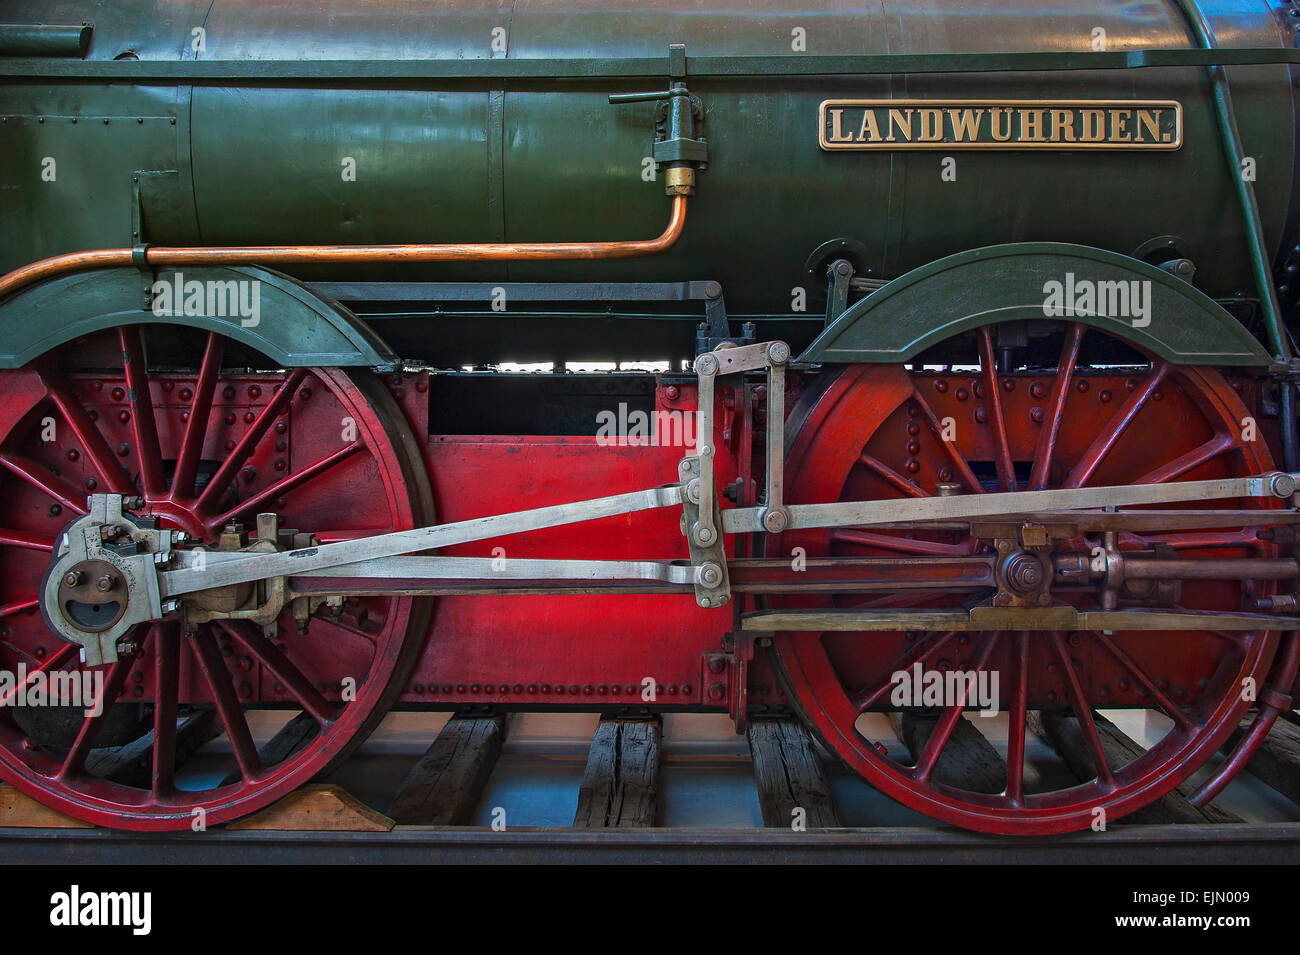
xmin=819 ymin=99 xmax=1182 ymax=150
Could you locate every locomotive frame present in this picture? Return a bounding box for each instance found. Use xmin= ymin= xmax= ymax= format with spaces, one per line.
xmin=3 ymin=2 xmax=1300 ymax=838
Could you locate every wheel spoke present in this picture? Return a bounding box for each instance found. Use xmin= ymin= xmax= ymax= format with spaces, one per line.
xmin=832 ymin=528 xmax=974 ymax=556
xmin=59 ymin=657 xmax=132 ymax=777
xmin=218 ymin=621 xmax=336 ymax=725
xmin=854 ymin=631 xmax=959 ymax=711
xmin=912 ymin=633 xmax=996 ymax=782
xmin=1064 ymin=361 xmax=1169 ymax=488
xmin=195 ymin=367 xmax=309 ymax=514
xmin=858 ymin=453 xmax=927 ymax=498
xmin=1132 ymin=431 xmax=1238 ymax=485
xmin=37 ymin=362 xmax=135 ymax=495
xmin=118 ymin=327 xmax=164 ymax=497
xmin=0 ymin=643 xmax=75 ymax=708
xmin=0 ymin=598 xmax=38 ymax=620
xmin=190 ymin=627 xmax=262 ymax=781
xmin=1005 ymin=631 xmax=1029 ymax=805
xmin=0 ymin=452 xmax=87 ymax=514
xmin=0 ymin=530 xmax=53 ymax=551
xmin=977 ymin=328 xmax=1016 ymax=491
xmin=1091 ymin=630 xmax=1195 ymax=731
xmin=1029 ymin=324 xmax=1084 ymax=490
xmin=910 ymin=385 xmax=984 ymax=493
xmin=210 ymin=441 xmax=363 ymax=529
xmin=150 ymin=624 xmax=179 ymax=795
xmin=1048 ymin=632 xmax=1116 ymax=785
xmin=171 ymin=332 xmax=224 ymax=500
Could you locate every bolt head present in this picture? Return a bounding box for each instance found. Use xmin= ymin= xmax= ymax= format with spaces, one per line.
xmin=95 ymin=575 xmax=115 ymax=592
xmin=63 ymin=571 xmax=83 ymax=587
xmin=767 ymin=341 xmax=791 ymax=364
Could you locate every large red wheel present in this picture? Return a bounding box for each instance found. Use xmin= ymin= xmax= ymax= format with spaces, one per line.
xmin=0 ymin=324 xmax=431 ymax=830
xmin=772 ymin=322 xmax=1280 ymax=834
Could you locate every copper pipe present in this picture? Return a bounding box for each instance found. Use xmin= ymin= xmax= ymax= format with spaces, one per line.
xmin=0 ymin=196 xmax=688 ymax=300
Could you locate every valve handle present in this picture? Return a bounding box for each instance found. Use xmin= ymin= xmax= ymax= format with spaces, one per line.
xmin=608 ymin=88 xmax=688 ymax=105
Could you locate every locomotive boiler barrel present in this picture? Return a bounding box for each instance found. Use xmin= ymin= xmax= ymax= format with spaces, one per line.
xmin=0 ymin=0 xmax=1295 ymax=316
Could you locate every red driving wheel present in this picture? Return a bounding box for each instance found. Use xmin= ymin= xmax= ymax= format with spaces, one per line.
xmin=771 ymin=322 xmax=1280 ymax=834
xmin=0 ymin=324 xmax=431 ymax=830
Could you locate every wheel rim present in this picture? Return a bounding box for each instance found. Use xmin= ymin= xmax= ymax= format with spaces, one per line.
xmin=0 ymin=325 xmax=431 ymax=830
xmin=772 ymin=322 xmax=1280 ymax=834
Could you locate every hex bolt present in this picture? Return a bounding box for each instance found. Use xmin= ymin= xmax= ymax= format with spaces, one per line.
xmin=1268 ymin=471 xmax=1296 ymax=498
xmin=685 ymin=478 xmax=702 ymax=504
xmin=95 ymin=575 xmax=115 ymax=593
xmin=695 ymin=562 xmax=723 ymax=587
xmin=63 ymin=571 xmax=83 ymax=587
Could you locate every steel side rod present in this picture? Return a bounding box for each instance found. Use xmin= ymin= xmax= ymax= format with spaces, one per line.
xmin=160 ymin=472 xmax=1295 ymax=596
xmin=160 ymin=485 xmax=683 ymax=597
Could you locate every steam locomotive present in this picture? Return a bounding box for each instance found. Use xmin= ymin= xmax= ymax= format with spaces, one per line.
xmin=1 ymin=0 xmax=1299 ymax=835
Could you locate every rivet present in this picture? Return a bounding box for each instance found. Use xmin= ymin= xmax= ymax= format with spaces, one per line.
xmin=244 ymin=411 xmax=255 ymax=423
xmin=1076 ymin=380 xmax=1090 ymax=393
xmin=974 ymin=407 xmax=988 ymax=423
xmin=1099 ymin=390 xmax=1112 ymax=403
xmin=117 ymin=442 xmax=130 ymax=457
xmin=1030 ymin=382 xmax=1047 ymax=399
xmin=955 ymin=387 xmax=969 ymax=401
xmin=111 ymin=387 xmax=125 ymax=401
xmin=934 ymin=380 xmax=949 ymax=393
xmin=248 ymin=385 xmax=262 ymax=399
xmin=907 ymin=422 xmax=920 ymax=436
xmin=179 ymin=387 xmax=192 ymax=402
xmin=118 ymin=410 xmax=130 ymax=423
xmin=66 ymin=449 xmax=79 ymax=462
xmin=1030 ymin=407 xmax=1044 ymax=423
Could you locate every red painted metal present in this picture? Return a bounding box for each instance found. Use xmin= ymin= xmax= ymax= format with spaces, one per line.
xmin=0 ymin=318 xmax=1287 ymax=833
xmin=769 ymin=323 xmax=1282 ymax=835
xmin=0 ymin=325 xmax=431 ymax=830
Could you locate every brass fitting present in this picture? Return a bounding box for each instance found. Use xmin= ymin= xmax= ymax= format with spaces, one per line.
xmin=665 ymin=165 xmax=695 ymax=196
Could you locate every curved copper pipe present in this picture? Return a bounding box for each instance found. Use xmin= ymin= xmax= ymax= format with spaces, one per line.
xmin=0 ymin=196 xmax=687 ymax=300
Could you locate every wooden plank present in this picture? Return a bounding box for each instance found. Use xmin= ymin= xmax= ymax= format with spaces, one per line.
xmin=747 ymin=718 xmax=841 ymax=828
xmin=220 ymin=711 xmax=319 ymax=787
xmin=573 ymin=717 xmax=662 ymax=828
xmin=887 ymin=711 xmax=1006 ymax=794
xmin=0 ymin=784 xmax=94 ymax=828
xmin=1030 ymin=710 xmax=1241 ymax=824
xmin=387 ymin=714 xmax=508 ymax=825
xmin=86 ymin=709 xmax=221 ymax=788
xmin=1223 ymin=714 xmax=1300 ymax=807
xmin=227 ymin=783 xmax=393 ymax=831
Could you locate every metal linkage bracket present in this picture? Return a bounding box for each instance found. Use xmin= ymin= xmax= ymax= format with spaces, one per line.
xmin=691 ymin=340 xmax=791 ymax=547
xmin=678 ymin=455 xmax=731 ymax=608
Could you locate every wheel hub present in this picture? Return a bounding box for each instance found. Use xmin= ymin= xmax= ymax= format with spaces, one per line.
xmin=41 ymin=494 xmax=172 ymax=665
